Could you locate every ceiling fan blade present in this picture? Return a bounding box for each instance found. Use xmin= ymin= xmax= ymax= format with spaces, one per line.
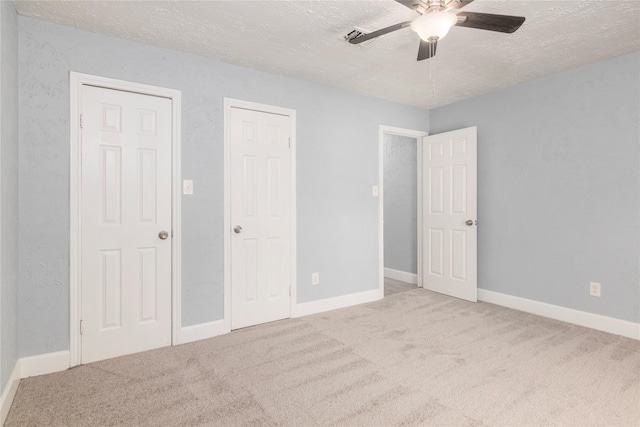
xmin=348 ymin=21 xmax=412 ymax=44
xmin=417 ymin=39 xmax=437 ymax=61
xmin=455 ymin=12 xmax=525 ymax=33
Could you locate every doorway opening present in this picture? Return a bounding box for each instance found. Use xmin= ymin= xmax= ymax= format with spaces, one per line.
xmin=378 ymin=126 xmax=427 ymax=297
xmin=379 ymin=125 xmax=478 ymax=302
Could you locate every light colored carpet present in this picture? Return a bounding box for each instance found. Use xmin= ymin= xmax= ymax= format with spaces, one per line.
xmin=6 ymin=288 xmax=640 ymax=426
xmin=384 ymin=277 xmax=416 ymax=296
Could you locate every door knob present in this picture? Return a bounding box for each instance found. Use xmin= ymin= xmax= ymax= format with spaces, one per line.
xmin=465 ymin=220 xmax=473 ymax=226
xmin=233 ymin=225 xmax=243 ymax=234
xmin=158 ymin=230 xmax=169 ymax=240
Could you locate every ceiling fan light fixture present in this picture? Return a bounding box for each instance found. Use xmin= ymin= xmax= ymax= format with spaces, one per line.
xmin=411 ymin=11 xmax=457 ymax=41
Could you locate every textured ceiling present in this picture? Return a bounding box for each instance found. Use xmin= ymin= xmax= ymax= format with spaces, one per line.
xmin=14 ymin=0 xmax=640 ymax=109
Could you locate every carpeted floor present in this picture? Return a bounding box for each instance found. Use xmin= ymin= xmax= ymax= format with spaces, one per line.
xmin=384 ymin=277 xmax=416 ymax=296
xmin=6 ymin=287 xmax=640 ymax=426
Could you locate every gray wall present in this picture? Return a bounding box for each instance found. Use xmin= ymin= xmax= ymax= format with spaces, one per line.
xmin=1 ymin=0 xmax=19 ymax=392
xmin=383 ymin=134 xmax=417 ymax=274
xmin=430 ymin=51 xmax=640 ymax=323
xmin=18 ymin=16 xmax=429 ymax=357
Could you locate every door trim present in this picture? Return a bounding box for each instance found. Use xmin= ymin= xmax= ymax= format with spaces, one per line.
xmin=223 ymin=98 xmax=297 ymax=332
xmin=378 ymin=125 xmax=428 ymax=293
xmin=69 ymin=72 xmax=182 ymax=367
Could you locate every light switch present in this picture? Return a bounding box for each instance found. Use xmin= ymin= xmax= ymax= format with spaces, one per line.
xmin=372 ymin=185 xmax=379 ymax=197
xmin=183 ymin=180 xmax=193 ymax=195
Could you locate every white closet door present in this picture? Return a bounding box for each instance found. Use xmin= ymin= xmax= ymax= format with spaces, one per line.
xmin=80 ymin=86 xmax=172 ymax=363
xmin=230 ymin=107 xmax=292 ymax=329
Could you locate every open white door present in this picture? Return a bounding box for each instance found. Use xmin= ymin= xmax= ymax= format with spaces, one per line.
xmin=421 ymin=127 xmax=477 ymax=302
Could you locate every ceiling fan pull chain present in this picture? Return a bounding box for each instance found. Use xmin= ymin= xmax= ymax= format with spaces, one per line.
xmin=429 ymin=60 xmax=436 ymax=100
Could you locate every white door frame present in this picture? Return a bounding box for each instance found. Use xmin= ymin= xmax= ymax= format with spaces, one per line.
xmin=223 ymin=98 xmax=297 ymax=332
xmin=378 ymin=125 xmax=428 ymax=293
xmin=69 ymin=72 xmax=182 ymax=367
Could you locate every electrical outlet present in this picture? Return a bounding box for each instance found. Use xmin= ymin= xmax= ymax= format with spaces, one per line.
xmin=589 ymin=282 xmax=601 ymax=297
xmin=312 ymin=272 xmax=320 ymax=285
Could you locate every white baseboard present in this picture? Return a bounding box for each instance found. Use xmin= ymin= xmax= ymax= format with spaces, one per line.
xmin=293 ymin=288 xmax=383 ymax=318
xmin=384 ymin=268 xmax=418 ymax=285
xmin=178 ymin=320 xmax=228 ymax=345
xmin=1 ymin=361 xmax=21 ymax=425
xmin=1 ymin=350 xmax=71 ymax=423
xmin=478 ymin=289 xmax=640 ymax=340
xmin=20 ymin=350 xmax=70 ymax=378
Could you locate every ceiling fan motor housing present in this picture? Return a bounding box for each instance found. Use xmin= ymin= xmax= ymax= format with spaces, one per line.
xmin=402 ymin=0 xmax=446 ymax=13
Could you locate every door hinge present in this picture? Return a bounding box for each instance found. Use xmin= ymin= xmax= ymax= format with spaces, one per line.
xmin=288 ymin=137 xmax=291 ymax=148
xmin=289 ymin=286 xmax=291 ymax=297
xmin=80 ymin=114 xmax=84 ymax=129
xmin=80 ymin=320 xmax=84 ymax=335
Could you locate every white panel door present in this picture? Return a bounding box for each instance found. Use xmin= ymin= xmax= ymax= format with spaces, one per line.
xmin=80 ymin=86 xmax=172 ymax=363
xmin=421 ymin=127 xmax=477 ymax=302
xmin=230 ymin=107 xmax=291 ymax=329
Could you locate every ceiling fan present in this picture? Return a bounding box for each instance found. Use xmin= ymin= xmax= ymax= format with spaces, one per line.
xmin=347 ymin=0 xmax=525 ymax=61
